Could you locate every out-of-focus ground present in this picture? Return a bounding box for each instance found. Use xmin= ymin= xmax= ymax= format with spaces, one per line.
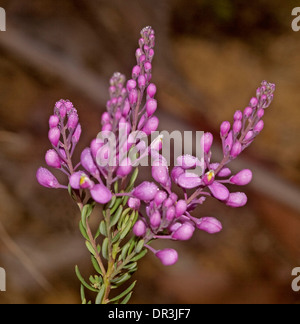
xmin=0 ymin=0 xmax=300 ymax=304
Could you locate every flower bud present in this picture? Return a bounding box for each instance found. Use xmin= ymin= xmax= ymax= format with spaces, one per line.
xmin=177 ymin=155 xmax=199 ymax=170
xmin=45 ymin=150 xmax=61 ymax=169
xmin=233 ymin=120 xmax=242 ymax=134
xmin=257 ymin=108 xmax=265 ymax=119
xmin=72 ymin=124 xmax=82 ymax=144
xmin=102 ymin=123 xmax=112 ymax=132
xmin=133 ymin=182 xmax=158 ymax=202
xmin=138 ymin=75 xmax=146 ymax=89
xmin=178 ymin=172 xmax=202 ymax=189
xmin=133 ymin=220 xmax=146 ymax=237
xmin=117 ymin=158 xmax=132 ymax=177
xmin=150 ymin=211 xmax=161 ymax=228
xmin=67 ymin=112 xmax=79 ymax=129
xmin=244 ymin=107 xmax=253 ymax=118
xmin=170 ymin=193 xmax=178 ymax=202
xmin=90 ymin=139 xmax=104 ymax=159
xmin=230 ymin=169 xmax=253 ymax=186
xmin=254 ymin=120 xmax=264 ymax=133
xmin=220 ymin=121 xmax=231 ymax=137
xmin=36 ymin=167 xmax=61 ymax=189
xmin=224 ymin=131 xmax=233 ymax=153
xmin=128 ymin=197 xmax=141 ymax=210
xmin=166 ymin=206 xmax=176 ymax=222
xmin=81 ymin=148 xmax=98 ymax=175
xmin=172 ymin=223 xmax=195 ymax=241
xmin=163 ymin=198 xmax=174 ymax=208
xmin=49 ymin=115 xmax=59 ymax=129
xmin=171 ymin=167 xmax=185 ymax=184
xmin=208 ymin=181 xmax=230 ymax=201
xmin=69 ymin=172 xmax=82 ymax=189
xmin=245 ymin=131 xmax=254 ymax=141
xmin=234 ymin=110 xmax=243 ymax=121
xmin=101 ymin=112 xmax=111 ymax=125
xmin=231 ymin=141 xmax=242 ymax=158
xmin=250 ymin=97 xmax=258 ymax=107
xmin=152 ymin=162 xmax=169 ymax=186
xmin=142 ymin=116 xmax=159 ymax=135
xmin=154 ymin=191 xmax=167 ymax=206
xmin=127 ymin=79 xmax=137 ymax=92
xmin=90 ymin=184 xmax=112 ymax=204
xmin=48 ymin=127 xmax=60 ymax=147
xmin=196 ymin=217 xmax=222 ymax=234
xmin=226 ymin=192 xmax=248 ymax=207
xmin=146 ymin=99 xmax=157 ymax=116
xmin=132 ymin=65 xmax=141 ymax=79
xmin=147 ymin=83 xmax=157 ymax=98
xmin=129 ymin=89 xmax=138 ymax=106
xmin=176 ymin=200 xmax=187 ymax=218
xmin=144 ymin=62 xmax=152 ymax=73
xmin=155 ymin=249 xmax=178 ymax=266
xmin=210 ymin=163 xmax=232 ymax=177
xmin=203 ymin=132 xmax=213 ymax=154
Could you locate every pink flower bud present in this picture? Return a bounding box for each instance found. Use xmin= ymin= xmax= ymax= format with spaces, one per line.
xmin=45 ymin=150 xmax=61 ymax=169
xmin=233 ymin=120 xmax=242 ymax=134
xmin=138 ymin=75 xmax=146 ymax=89
xmin=90 ymin=184 xmax=112 ymax=204
xmin=166 ymin=206 xmax=176 ymax=222
xmin=169 ymin=222 xmax=182 ymax=232
xmin=226 ymin=192 xmax=248 ymax=208
xmin=177 ymin=155 xmax=199 ymax=170
xmin=224 ymin=131 xmax=233 ymax=153
xmin=150 ymin=211 xmax=161 ymax=228
xmin=102 ymin=123 xmax=112 ymax=132
xmin=142 ymin=116 xmax=159 ymax=135
xmin=230 ymin=169 xmax=253 ymax=186
xmin=245 ymin=131 xmax=254 ymax=141
xmin=144 ymin=62 xmax=152 ymax=73
xmin=49 ymin=115 xmax=59 ymax=128
xmin=147 ymin=83 xmax=157 ymax=98
xmin=220 ymin=121 xmax=231 ymax=137
xmin=163 ymin=198 xmax=174 ymax=208
xmin=210 ymin=163 xmax=232 ymax=177
xmin=231 ymin=141 xmax=242 ymax=158
xmin=172 ymin=223 xmax=195 ymax=241
xmin=101 ymin=112 xmax=111 ymax=125
xmin=128 ymin=198 xmax=141 ymax=210
xmin=208 ymin=181 xmax=230 ymax=201
xmin=122 ymin=99 xmax=131 ymax=117
xmin=36 ymin=167 xmax=61 ymax=189
xmin=69 ymin=172 xmax=82 ymax=189
xmin=48 ymin=127 xmax=60 ymax=147
xmin=196 ymin=217 xmax=222 ymax=234
xmin=127 ymin=79 xmax=137 ymax=92
xmin=234 ymin=110 xmax=243 ymax=121
xmin=203 ymin=132 xmax=213 ymax=154
xmin=170 ymin=193 xmax=178 ymax=202
xmin=67 ymin=112 xmax=79 ymax=129
xmin=171 ymin=167 xmax=185 ymax=184
xmin=81 ymin=148 xmax=98 ymax=175
xmin=132 ymin=65 xmax=141 ymax=79
xmin=146 ymin=99 xmax=157 ymax=116
xmin=254 ymin=120 xmax=264 ymax=133
xmin=154 ymin=191 xmax=168 ymax=206
xmin=176 ymin=200 xmax=187 ymax=218
xmin=90 ymin=139 xmax=104 ymax=159
xmin=133 ymin=182 xmax=158 ymax=202
xmin=257 ymin=108 xmax=265 ymax=119
xmin=72 ymin=124 xmax=82 ymax=144
xmin=136 ymin=48 xmax=143 ymax=61
xmin=244 ymin=107 xmax=253 ymax=118
xmin=178 ymin=172 xmax=202 ymax=189
xmin=117 ymin=158 xmax=132 ymax=177
xmin=129 ymin=89 xmax=138 ymax=106
xmin=152 ymin=162 xmax=169 ymax=186
xmin=133 ymin=220 xmax=146 ymax=237
xmin=250 ymin=97 xmax=258 ymax=107
xmin=156 ymin=249 xmax=178 ymax=266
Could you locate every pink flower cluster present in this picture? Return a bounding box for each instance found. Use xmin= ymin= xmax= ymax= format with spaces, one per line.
xmin=37 ymin=26 xmax=275 ymax=267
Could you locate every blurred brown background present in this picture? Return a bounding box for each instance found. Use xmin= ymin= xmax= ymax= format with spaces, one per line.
xmin=0 ymin=0 xmax=300 ymax=304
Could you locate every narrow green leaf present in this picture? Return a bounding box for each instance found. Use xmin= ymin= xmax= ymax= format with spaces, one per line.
xmin=79 ymin=221 xmax=89 ymax=240
xmin=95 ymin=285 xmax=106 ymax=305
xmin=107 ymin=195 xmax=117 ymax=210
xmin=110 ymin=198 xmax=123 ymax=215
xmin=80 ymin=285 xmax=86 ymax=304
xmin=112 ymin=231 xmax=121 ymax=244
xmin=126 ymin=168 xmax=139 ymax=191
xmin=114 ymin=180 xmax=119 ymax=194
xmin=121 ymin=242 xmax=131 ymax=261
xmin=91 ymin=256 xmax=103 ymax=275
xmin=102 ymin=238 xmax=109 ymax=260
xmin=110 ymin=281 xmax=137 ymax=303
xmin=121 ymin=292 xmax=133 ymax=304
xmin=135 ymin=240 xmax=144 ymax=254
xmin=99 ymin=220 xmax=107 ymax=236
xmin=110 ymin=206 xmax=123 ymax=228
xmin=112 ymin=272 xmax=131 ymax=285
xmin=75 ymin=266 xmax=99 ymax=292
xmin=128 ymin=237 xmax=137 ymax=256
xmin=122 ymin=195 xmax=129 ymax=205
xmin=85 ymin=241 xmax=96 ymax=256
xmin=123 ymin=262 xmax=137 ymax=270
xmin=130 ymin=249 xmax=148 ymax=262
xmin=120 ymin=221 xmax=133 ymax=240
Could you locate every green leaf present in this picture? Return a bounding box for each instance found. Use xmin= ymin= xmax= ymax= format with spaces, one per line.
xmin=107 ymin=196 xmax=117 ymax=210
xmin=85 ymin=241 xmax=95 ymax=256
xmin=120 ymin=221 xmax=133 ymax=240
xmin=102 ymin=238 xmax=109 ymax=260
xmin=95 ymin=284 xmax=106 ymax=305
xmin=80 ymin=285 xmax=86 ymax=304
xmin=131 ymin=249 xmax=148 ymax=262
xmin=121 ymin=241 xmax=131 ymax=261
xmin=110 ymin=198 xmax=123 ymax=215
xmin=135 ymin=240 xmax=144 ymax=254
xmin=112 ymin=272 xmax=131 ymax=285
xmin=110 ymin=206 xmax=123 ymax=228
xmin=121 ymin=292 xmax=133 ymax=304
xmin=109 ymin=281 xmax=137 ymax=303
xmin=81 ymin=202 xmax=95 ymax=229
xmin=75 ymin=266 xmax=99 ymax=292
xmin=114 ymin=180 xmax=119 ymax=194
xmin=99 ymin=220 xmax=107 ymax=237
xmin=91 ymin=256 xmax=103 ymax=275
xmin=112 ymin=231 xmax=121 ymax=244
xmin=126 ymin=168 xmax=139 ymax=192
xmin=128 ymin=237 xmax=137 ymax=256
xmin=79 ymin=221 xmax=89 ymax=240
xmin=123 ymin=262 xmax=137 ymax=270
